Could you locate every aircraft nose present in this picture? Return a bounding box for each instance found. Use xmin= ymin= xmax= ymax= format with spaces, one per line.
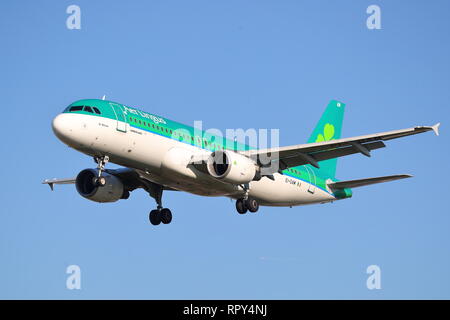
xmin=52 ymin=113 xmax=73 ymax=143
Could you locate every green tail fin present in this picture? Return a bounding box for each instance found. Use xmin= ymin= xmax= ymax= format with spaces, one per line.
xmin=306 ymin=100 xmax=345 ymax=179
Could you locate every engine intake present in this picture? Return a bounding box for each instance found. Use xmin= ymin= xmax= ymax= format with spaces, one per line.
xmin=207 ymin=150 xmax=257 ymax=184
xmin=75 ymin=169 xmax=125 ymax=203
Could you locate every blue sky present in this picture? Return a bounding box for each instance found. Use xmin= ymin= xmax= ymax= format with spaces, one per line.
xmin=0 ymin=0 xmax=449 ymax=299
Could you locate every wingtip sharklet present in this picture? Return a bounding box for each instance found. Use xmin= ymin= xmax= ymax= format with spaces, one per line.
xmin=432 ymin=122 xmax=440 ymax=136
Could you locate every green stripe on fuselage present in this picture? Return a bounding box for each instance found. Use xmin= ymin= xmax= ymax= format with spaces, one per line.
xmin=66 ymin=99 xmax=251 ymax=152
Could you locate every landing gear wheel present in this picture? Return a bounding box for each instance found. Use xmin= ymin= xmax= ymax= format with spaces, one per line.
xmin=149 ymin=210 xmax=161 ymax=225
xmin=245 ymin=198 xmax=259 ymax=213
xmin=160 ymin=208 xmax=172 ymax=224
xmin=236 ymin=199 xmax=248 ymax=214
xmin=94 ymin=176 xmax=106 ymax=187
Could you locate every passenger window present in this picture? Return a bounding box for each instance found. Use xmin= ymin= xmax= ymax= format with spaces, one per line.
xmin=93 ymin=107 xmax=101 ymax=114
xmin=69 ymin=106 xmax=83 ymax=112
xmin=84 ymin=106 xmax=93 ymax=113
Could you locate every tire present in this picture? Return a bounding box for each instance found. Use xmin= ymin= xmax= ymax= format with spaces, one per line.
xmin=160 ymin=208 xmax=172 ymax=224
xmin=95 ymin=176 xmax=106 ymax=187
xmin=149 ymin=210 xmax=161 ymax=225
xmin=246 ymin=198 xmax=259 ymax=213
xmin=236 ymin=199 xmax=248 ymax=214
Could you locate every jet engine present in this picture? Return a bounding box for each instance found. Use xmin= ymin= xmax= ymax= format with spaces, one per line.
xmin=206 ymin=150 xmax=257 ymax=184
xmin=75 ymin=169 xmax=125 ymax=203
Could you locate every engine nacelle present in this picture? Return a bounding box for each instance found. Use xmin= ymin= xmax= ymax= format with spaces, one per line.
xmin=206 ymin=150 xmax=257 ymax=184
xmin=75 ymin=169 xmax=124 ymax=203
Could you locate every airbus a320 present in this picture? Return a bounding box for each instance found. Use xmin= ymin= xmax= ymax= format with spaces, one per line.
xmin=43 ymin=99 xmax=439 ymax=225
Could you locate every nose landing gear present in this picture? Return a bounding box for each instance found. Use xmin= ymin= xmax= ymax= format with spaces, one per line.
xmin=93 ymin=155 xmax=109 ymax=186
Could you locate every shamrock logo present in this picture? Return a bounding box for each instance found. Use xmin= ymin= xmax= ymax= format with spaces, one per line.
xmin=316 ymin=123 xmax=335 ymax=142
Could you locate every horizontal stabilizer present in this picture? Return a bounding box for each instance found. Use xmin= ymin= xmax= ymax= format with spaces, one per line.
xmin=42 ymin=178 xmax=76 ymax=191
xmin=328 ymin=174 xmax=412 ymax=190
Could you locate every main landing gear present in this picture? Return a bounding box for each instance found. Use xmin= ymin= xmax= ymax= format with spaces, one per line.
xmin=235 ymin=184 xmax=259 ymax=214
xmin=148 ymin=183 xmax=172 ymax=226
xmin=236 ymin=197 xmax=259 ymax=214
xmin=149 ymin=208 xmax=172 ymax=226
xmin=93 ymin=155 xmax=109 ymax=187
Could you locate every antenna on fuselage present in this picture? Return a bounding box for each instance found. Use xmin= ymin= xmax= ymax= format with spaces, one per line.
xmin=101 ymin=95 xmax=106 ymax=100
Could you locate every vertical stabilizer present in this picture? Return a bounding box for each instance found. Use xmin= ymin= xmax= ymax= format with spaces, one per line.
xmin=306 ymin=100 xmax=346 ymax=179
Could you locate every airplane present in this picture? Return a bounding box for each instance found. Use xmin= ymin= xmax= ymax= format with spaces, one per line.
xmin=43 ymin=99 xmax=440 ymax=225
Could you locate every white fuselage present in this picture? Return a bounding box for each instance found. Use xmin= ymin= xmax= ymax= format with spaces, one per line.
xmin=52 ymin=113 xmax=337 ymax=207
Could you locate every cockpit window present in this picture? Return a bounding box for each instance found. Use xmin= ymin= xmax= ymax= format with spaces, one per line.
xmin=69 ymin=106 xmax=83 ymax=112
xmin=67 ymin=105 xmax=101 ymax=114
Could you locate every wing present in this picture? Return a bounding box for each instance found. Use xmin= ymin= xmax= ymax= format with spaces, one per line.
xmin=240 ymin=123 xmax=440 ymax=173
